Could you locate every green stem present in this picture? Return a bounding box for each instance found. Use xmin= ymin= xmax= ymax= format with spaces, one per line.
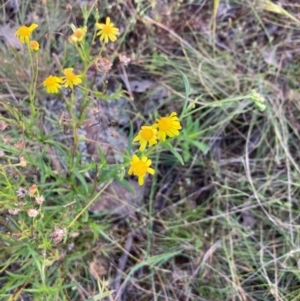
xmin=27 ymin=43 xmax=36 ymax=116
xmin=67 ymin=180 xmax=112 ymax=229
xmin=69 ymin=90 xmax=77 ymax=170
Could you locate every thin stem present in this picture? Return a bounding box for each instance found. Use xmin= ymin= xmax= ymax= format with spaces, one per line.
xmin=27 ymin=43 xmax=36 ymax=116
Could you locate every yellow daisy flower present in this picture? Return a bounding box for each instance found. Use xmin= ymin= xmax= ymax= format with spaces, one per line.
xmin=128 ymin=155 xmax=155 ymax=186
xmin=29 ymin=40 xmax=39 ymax=52
xmin=15 ymin=23 xmax=38 ymax=44
xmin=69 ymin=24 xmax=87 ymax=43
xmin=62 ymin=68 xmax=82 ymax=89
xmin=95 ymin=17 xmax=120 ymax=43
xmin=133 ymin=125 xmax=158 ymax=151
xmin=154 ymin=112 xmax=182 ymax=142
xmin=43 ymin=75 xmax=63 ymax=94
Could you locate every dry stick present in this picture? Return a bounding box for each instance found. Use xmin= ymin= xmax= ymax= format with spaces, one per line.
xmin=244 ymin=116 xmax=283 ymax=229
xmin=193 ymin=239 xmax=221 ymax=278
xmin=229 ymin=234 xmax=248 ymax=301
xmin=113 ymin=232 xmax=135 ymax=301
xmin=4 ymin=81 xmax=18 ymax=103
xmin=119 ymin=64 xmax=133 ymax=101
xmin=259 ymin=230 xmax=283 ymax=301
xmin=156 ymin=271 xmax=168 ymax=300
xmin=273 ymin=241 xmax=279 ymax=301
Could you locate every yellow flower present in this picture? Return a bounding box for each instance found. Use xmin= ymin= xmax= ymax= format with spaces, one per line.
xmin=29 ymin=40 xmax=39 ymax=52
xmin=69 ymin=24 xmax=87 ymax=43
xmin=15 ymin=23 xmax=38 ymax=44
xmin=95 ymin=17 xmax=120 ymax=43
xmin=128 ymin=155 xmax=155 ymax=186
xmin=43 ymin=75 xmax=63 ymax=94
xmin=133 ymin=125 xmax=158 ymax=151
xmin=62 ymin=68 xmax=82 ymax=89
xmin=154 ymin=112 xmax=182 ymax=141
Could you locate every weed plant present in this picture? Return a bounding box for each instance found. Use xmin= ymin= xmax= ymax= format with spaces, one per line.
xmin=1 ymin=1 xmax=300 ymax=301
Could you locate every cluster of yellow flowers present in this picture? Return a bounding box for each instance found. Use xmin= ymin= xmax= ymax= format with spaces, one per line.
xmin=14 ymin=17 xmax=120 ymax=94
xmin=15 ymin=23 xmax=40 ymax=51
xmin=129 ymin=112 xmax=182 ymax=185
xmin=42 ymin=69 xmax=82 ymax=93
xmin=68 ymin=17 xmax=119 ymax=44
xmin=14 ymin=19 xmax=182 ymax=187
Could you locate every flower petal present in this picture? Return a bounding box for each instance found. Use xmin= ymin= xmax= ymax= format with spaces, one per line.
xmin=96 ymin=23 xmax=105 ymax=29
xmin=166 ymin=131 xmax=175 ymax=137
xmin=111 ymin=28 xmax=120 ymax=34
xmin=147 ymin=167 xmax=155 ymax=175
xmin=133 ymin=134 xmax=140 ymax=142
xmin=29 ymin=23 xmax=38 ymax=31
xmin=132 ymin=155 xmax=139 ymax=162
xmin=139 ymin=141 xmax=147 ymax=151
xmin=109 ymin=33 xmax=117 ymax=41
xmin=141 ymin=156 xmax=148 ymax=163
xmin=149 ymin=138 xmax=157 ymax=146
xmin=158 ymin=131 xmax=166 ymax=141
xmin=138 ymin=176 xmax=144 ymax=186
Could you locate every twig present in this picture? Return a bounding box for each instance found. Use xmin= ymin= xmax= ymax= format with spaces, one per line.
xmin=113 ymin=232 xmax=135 ymax=301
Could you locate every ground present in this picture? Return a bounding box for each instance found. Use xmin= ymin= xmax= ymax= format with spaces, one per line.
xmin=1 ymin=0 xmax=300 ymax=300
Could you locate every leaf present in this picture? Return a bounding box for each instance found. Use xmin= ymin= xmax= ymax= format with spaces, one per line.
xmin=117 ymin=178 xmax=135 ymax=195
xmin=74 ymin=171 xmax=89 ymax=194
xmin=127 ymin=122 xmax=134 ymax=154
xmin=178 ymin=70 xmax=190 ymax=118
xmin=120 ymin=250 xmax=181 ymax=289
xmin=260 ymin=0 xmax=300 ymax=25
xmin=163 ymin=141 xmax=184 ymax=165
xmin=190 ymin=140 xmax=209 ymax=153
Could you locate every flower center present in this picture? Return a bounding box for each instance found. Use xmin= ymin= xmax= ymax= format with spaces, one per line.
xmin=103 ymin=25 xmax=113 ymax=35
xmin=74 ymin=30 xmax=83 ymax=39
xmin=158 ymin=117 xmax=172 ymax=131
xmin=141 ymin=128 xmax=154 ymax=140
xmin=66 ymin=73 xmax=76 ymax=82
xmin=132 ymin=161 xmax=147 ymax=176
xmin=46 ymin=78 xmax=56 ymax=86
xmin=19 ymin=27 xmax=30 ymax=37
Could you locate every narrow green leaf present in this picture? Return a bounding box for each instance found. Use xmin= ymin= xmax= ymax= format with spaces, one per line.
xmin=163 ymin=141 xmax=184 ymax=165
xmin=118 ymin=178 xmax=135 ymax=195
xmin=120 ymin=250 xmax=180 ymax=289
xmin=127 ymin=122 xmax=134 ymax=153
xmin=190 ymin=140 xmax=209 ymax=153
xmin=74 ymin=171 xmax=89 ymax=193
xmin=178 ymin=70 xmax=190 ymax=118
